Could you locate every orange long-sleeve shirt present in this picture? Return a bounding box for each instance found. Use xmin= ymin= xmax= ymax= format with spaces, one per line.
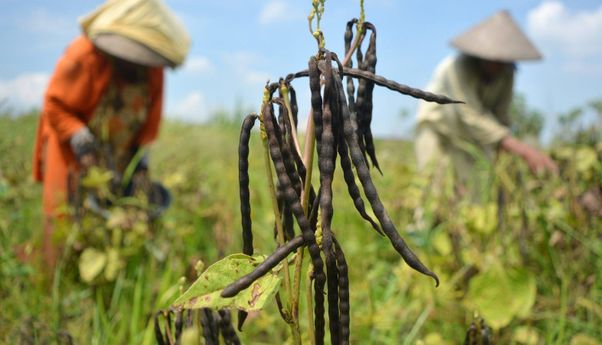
xmin=32 ymin=36 xmax=164 ymax=215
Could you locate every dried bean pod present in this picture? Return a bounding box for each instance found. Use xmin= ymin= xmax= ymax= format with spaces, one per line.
xmin=201 ymin=308 xmax=219 ymax=345
xmin=354 ymin=24 xmax=378 ymax=170
xmin=279 ymin=106 xmax=318 ymax=205
xmin=333 ymin=237 xmax=350 ymax=345
xmin=236 ymin=311 xmax=247 ymax=333
xmin=344 ymin=19 xmax=356 ymax=60
xmin=360 ymin=23 xmax=381 ymax=173
xmin=221 ymin=235 xmax=305 ymax=297
xmin=282 ymin=202 xmax=295 ymax=241
xmin=289 ymin=83 xmax=299 ymax=127
xmin=272 ymin=98 xmax=303 ymax=197
xmin=317 ymin=53 xmax=341 ymax=345
xmin=175 ymin=309 xmax=184 ymax=342
xmin=262 ymin=101 xmax=327 ymax=344
xmin=309 ymin=56 xmax=324 ymax=158
xmin=218 ymin=310 xmax=241 ymax=345
xmin=333 ymin=70 xmax=439 ymax=285
xmin=291 ymin=68 xmax=461 ymax=105
xmin=239 ymin=114 xmax=258 ymax=256
xmin=344 ymin=19 xmax=360 ymax=126
xmin=330 ymin=62 xmax=382 ymax=235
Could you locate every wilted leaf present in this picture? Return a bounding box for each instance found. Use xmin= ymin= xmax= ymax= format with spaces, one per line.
xmin=172 ymin=254 xmax=281 ymax=312
xmin=512 ymin=326 xmax=540 ymax=345
xmin=570 ymin=334 xmax=601 ymax=345
xmin=465 ymin=264 xmax=536 ymax=329
xmin=79 ymin=248 xmax=107 ymax=283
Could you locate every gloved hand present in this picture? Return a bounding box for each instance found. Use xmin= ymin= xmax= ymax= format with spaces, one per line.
xmin=70 ymin=127 xmax=97 ymax=169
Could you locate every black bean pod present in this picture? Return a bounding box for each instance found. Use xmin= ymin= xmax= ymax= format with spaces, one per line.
xmin=218 ymin=310 xmax=241 ymax=345
xmin=262 ymin=100 xmax=327 ymax=344
xmin=330 ymin=61 xmax=383 ymax=236
xmin=290 ymin=68 xmax=461 ymax=105
xmin=360 ymin=23 xmax=381 ymax=173
xmin=317 ymin=52 xmax=341 ymax=345
xmin=175 ymin=309 xmax=184 ymax=342
xmin=154 ymin=311 xmax=168 ymax=345
xmin=201 ymin=308 xmax=219 ymax=345
xmin=309 ymin=56 xmax=324 ymax=158
xmin=333 ymin=70 xmax=440 ymax=286
xmin=239 ymin=114 xmax=259 ymax=256
xmin=288 ymin=83 xmax=299 ymax=128
xmin=333 ymin=237 xmax=350 ymax=345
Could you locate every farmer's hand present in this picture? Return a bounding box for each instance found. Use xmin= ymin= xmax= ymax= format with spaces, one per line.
xmin=500 ymin=136 xmax=558 ymax=176
xmin=70 ymin=126 xmax=97 ymax=169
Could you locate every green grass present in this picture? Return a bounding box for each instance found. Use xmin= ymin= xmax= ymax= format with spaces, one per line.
xmin=0 ymin=113 xmax=600 ymax=344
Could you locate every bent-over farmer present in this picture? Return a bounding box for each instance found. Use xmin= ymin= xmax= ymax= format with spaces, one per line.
xmin=415 ymin=10 xmax=557 ymax=198
xmin=32 ymin=0 xmax=190 ymax=269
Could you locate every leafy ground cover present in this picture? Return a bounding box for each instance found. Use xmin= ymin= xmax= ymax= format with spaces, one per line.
xmin=0 ymin=112 xmax=600 ymax=344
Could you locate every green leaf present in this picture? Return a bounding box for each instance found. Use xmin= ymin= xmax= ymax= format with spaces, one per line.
xmin=465 ymin=264 xmax=536 ymax=329
xmin=510 ymin=268 xmax=537 ymax=318
xmin=172 ymin=253 xmax=282 ymax=312
xmin=78 ymin=248 xmax=107 ymax=283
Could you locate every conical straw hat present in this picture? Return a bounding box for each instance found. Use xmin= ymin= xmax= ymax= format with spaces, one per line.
xmin=450 ymin=10 xmax=542 ymax=62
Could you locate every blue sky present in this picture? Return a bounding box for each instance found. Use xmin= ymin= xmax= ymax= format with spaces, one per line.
xmin=1 ymin=0 xmax=601 ymax=141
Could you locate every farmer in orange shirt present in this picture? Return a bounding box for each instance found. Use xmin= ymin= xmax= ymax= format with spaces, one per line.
xmin=32 ymin=0 xmax=189 ymax=269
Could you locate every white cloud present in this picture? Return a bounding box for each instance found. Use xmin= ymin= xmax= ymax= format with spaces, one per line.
xmin=243 ymin=70 xmax=271 ymax=85
xmin=527 ymin=1 xmax=602 ymax=58
xmin=183 ymin=56 xmax=213 ymax=74
xmin=0 ymin=73 xmax=49 ymax=111
xmin=259 ymin=0 xmax=298 ymax=25
xmin=224 ymin=51 xmax=271 ymax=87
xmin=23 ymin=8 xmax=73 ymax=36
xmin=169 ymin=91 xmax=208 ymax=122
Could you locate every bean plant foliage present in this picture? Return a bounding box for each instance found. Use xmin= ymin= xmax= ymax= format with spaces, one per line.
xmin=156 ymin=4 xmax=461 ymax=344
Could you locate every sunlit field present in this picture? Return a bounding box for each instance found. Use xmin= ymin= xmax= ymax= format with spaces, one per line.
xmin=0 ymin=109 xmax=600 ymax=344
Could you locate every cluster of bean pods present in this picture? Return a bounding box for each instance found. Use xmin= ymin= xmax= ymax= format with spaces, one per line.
xmin=154 ymin=19 xmax=459 ymax=345
xmin=154 ymin=308 xmax=240 ymax=345
xmin=221 ymin=20 xmax=460 ymax=345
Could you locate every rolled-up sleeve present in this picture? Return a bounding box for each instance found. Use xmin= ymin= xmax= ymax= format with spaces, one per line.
xmin=44 ymin=55 xmax=94 ymax=142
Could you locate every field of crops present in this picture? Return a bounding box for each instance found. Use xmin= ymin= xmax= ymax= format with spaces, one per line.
xmin=0 ymin=111 xmax=600 ymax=344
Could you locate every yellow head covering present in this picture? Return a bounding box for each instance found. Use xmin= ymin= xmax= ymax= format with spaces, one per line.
xmin=80 ymin=0 xmax=190 ymax=67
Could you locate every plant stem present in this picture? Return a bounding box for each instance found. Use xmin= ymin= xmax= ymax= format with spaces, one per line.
xmin=306 ymin=264 xmax=316 ymax=345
